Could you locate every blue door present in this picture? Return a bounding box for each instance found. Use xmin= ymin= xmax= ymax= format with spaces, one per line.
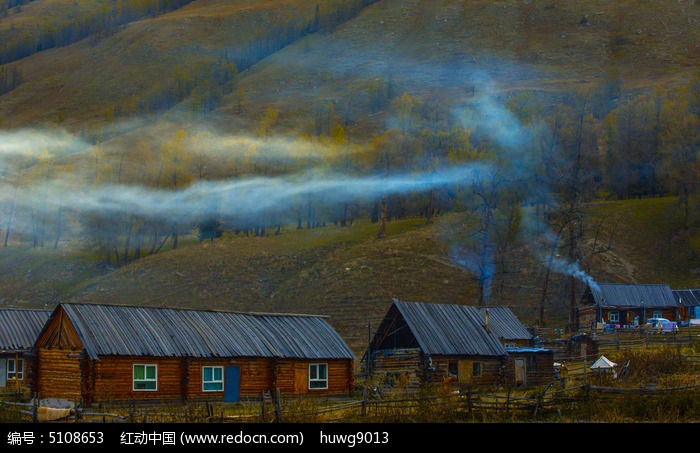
xmin=0 ymin=359 xmax=6 ymax=387
xmin=224 ymin=366 xmax=240 ymax=402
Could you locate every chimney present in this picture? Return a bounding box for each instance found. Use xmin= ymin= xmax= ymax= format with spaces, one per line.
xmin=485 ymin=308 xmax=490 ymax=332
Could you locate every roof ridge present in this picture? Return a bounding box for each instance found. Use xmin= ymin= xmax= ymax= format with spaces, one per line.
xmin=59 ymin=302 xmax=327 ymax=318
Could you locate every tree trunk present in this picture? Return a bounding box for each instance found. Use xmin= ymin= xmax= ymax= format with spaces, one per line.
xmin=4 ymin=187 xmax=17 ymax=247
xmin=377 ymin=198 xmax=387 ymax=239
xmin=426 ymin=190 xmax=435 ymax=224
xmin=53 ymin=204 xmax=63 ymax=249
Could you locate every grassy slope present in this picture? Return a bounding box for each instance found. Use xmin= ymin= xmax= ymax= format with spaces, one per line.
xmin=3 ymin=197 xmax=696 ymax=357
xmin=2 ymin=1 xmax=700 ymax=356
xmin=213 ymin=0 xmax=700 ymax=137
xmin=2 ymin=1 xmax=699 ymax=131
xmin=0 ymin=0 xmax=328 ymax=129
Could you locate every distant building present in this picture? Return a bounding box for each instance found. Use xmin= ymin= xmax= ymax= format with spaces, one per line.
xmin=578 ymin=283 xmax=680 ymax=331
xmin=34 ymin=303 xmax=355 ymax=406
xmin=672 ymin=289 xmax=700 ymax=322
xmin=0 ymin=308 xmax=52 ymax=395
xmin=364 ymin=299 xmax=552 ymax=390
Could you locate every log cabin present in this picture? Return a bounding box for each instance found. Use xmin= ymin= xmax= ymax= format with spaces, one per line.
xmin=0 ymin=308 xmax=52 ymax=395
xmin=577 ymin=283 xmax=680 ymax=331
xmin=672 ymin=289 xmax=700 ymax=324
xmin=33 ymin=303 xmax=355 ymax=406
xmin=365 ymin=299 xmax=552 ymax=391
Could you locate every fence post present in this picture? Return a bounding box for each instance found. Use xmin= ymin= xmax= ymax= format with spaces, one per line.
xmin=260 ymin=391 xmax=266 ymax=422
xmin=466 ymin=385 xmax=472 ymax=417
xmin=361 ymin=386 xmax=367 ymax=417
xmin=533 ymin=382 xmax=552 ymax=418
xmin=273 ymin=388 xmax=281 ymax=423
xmin=32 ymin=395 xmax=38 ymax=423
xmin=505 ymin=386 xmax=511 ymax=417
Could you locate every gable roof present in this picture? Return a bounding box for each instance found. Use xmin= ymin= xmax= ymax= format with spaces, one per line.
xmin=587 ymin=283 xmax=678 ymax=308
xmin=478 ymin=307 xmax=532 ymax=341
xmin=389 ymin=299 xmax=507 ymax=357
xmin=42 ymin=303 xmax=355 ymax=361
xmin=672 ymin=289 xmax=700 ymax=307
xmin=0 ymin=308 xmax=52 ymax=353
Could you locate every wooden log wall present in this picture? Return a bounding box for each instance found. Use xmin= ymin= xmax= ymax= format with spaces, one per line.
xmin=275 ymin=359 xmax=353 ymax=396
xmin=432 ymin=357 xmax=503 ymax=388
xmin=370 ymin=348 xmax=422 ymax=389
xmin=37 ymin=348 xmax=82 ymax=402
xmin=185 ymin=358 xmax=273 ymax=400
xmin=92 ymin=356 xmax=184 ymax=403
xmin=371 ymin=349 xmax=505 ymax=389
xmin=503 ymin=352 xmax=554 ymax=387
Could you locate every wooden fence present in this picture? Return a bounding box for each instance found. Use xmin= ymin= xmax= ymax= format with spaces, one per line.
xmin=4 ymin=382 xmax=699 ymax=423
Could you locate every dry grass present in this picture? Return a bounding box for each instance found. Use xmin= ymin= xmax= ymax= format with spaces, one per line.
xmin=2 ymin=1 xmax=699 ymax=133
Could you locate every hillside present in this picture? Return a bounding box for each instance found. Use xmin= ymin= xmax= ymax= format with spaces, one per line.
xmin=1 ymin=197 xmax=696 ymax=357
xmin=2 ymin=1 xmax=699 ymax=131
xmin=2 ymin=1 xmax=700 ymax=358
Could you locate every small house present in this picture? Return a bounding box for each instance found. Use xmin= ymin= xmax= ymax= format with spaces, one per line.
xmin=577 ymin=283 xmax=680 ymax=331
xmin=34 ymin=303 xmax=355 ymax=406
xmin=0 ymin=308 xmax=52 ymax=395
xmin=365 ymin=299 xmax=552 ymax=390
xmin=672 ymin=289 xmax=700 ymax=324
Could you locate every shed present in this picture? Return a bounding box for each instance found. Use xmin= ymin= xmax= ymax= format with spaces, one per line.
xmin=0 ymin=308 xmax=52 ymax=394
xmin=34 ymin=303 xmax=355 ymax=406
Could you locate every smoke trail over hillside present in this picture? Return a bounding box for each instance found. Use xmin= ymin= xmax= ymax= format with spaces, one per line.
xmin=0 ymin=129 xmax=89 ymax=164
xmin=521 ymin=214 xmax=600 ymax=292
xmin=1 ymin=161 xmax=492 ymax=239
xmin=448 ymin=78 xmax=601 ymax=298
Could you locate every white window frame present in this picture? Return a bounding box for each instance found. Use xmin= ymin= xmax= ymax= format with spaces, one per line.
xmin=202 ymin=366 xmax=224 ymax=392
xmin=7 ymin=358 xmax=23 ymax=381
xmin=308 ymin=363 xmax=328 ymax=390
xmin=133 ymin=364 xmax=158 ymax=391
xmin=609 ymin=310 xmax=620 ymax=323
xmin=652 ymin=310 xmax=663 ymax=319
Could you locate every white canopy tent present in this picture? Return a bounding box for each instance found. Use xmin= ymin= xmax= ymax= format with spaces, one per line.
xmin=590 ymin=355 xmax=617 ymax=370
xmin=590 ymin=355 xmax=618 ymax=380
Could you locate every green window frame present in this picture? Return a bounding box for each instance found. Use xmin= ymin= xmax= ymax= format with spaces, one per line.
xmin=133 ymin=364 xmax=157 ymax=391
xmin=202 ymin=366 xmax=224 ymax=392
xmin=309 ymin=363 xmax=328 ymax=389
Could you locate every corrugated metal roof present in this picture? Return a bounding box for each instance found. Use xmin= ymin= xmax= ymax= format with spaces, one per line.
xmin=0 ymin=309 xmax=52 ymax=352
xmin=588 ymin=283 xmax=678 ymax=308
xmin=673 ymin=289 xmax=700 ymax=307
xmin=392 ymin=299 xmax=506 ymax=357
xmin=478 ymin=307 xmax=532 ymax=341
xmin=57 ymin=304 xmax=355 ymax=361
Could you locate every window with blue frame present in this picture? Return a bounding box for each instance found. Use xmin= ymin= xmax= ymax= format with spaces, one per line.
xmin=609 ymin=310 xmax=620 ymax=323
